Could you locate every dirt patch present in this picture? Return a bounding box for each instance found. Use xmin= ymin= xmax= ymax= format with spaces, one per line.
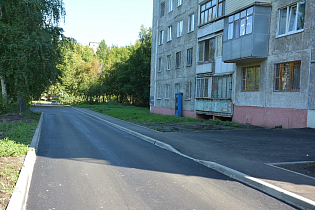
xmin=0 ymin=156 xmax=25 ymax=209
xmin=276 ymin=162 xmax=315 ymax=178
xmin=136 ymin=120 xmax=264 ymax=132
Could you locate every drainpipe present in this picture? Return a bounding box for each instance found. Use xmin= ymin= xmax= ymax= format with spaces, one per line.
xmin=154 ymin=0 xmax=159 ymax=109
xmin=308 ymin=8 xmax=315 ymax=111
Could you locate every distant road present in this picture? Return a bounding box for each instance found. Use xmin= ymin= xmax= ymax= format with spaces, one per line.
xmin=27 ymin=106 xmax=295 ymax=210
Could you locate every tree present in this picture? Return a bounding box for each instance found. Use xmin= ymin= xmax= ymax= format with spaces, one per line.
xmin=0 ymin=0 xmax=65 ymax=110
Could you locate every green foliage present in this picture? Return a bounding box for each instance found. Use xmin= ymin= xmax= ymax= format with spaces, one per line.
xmin=215 ymin=119 xmax=221 ymax=125
xmin=0 ymin=0 xmax=66 ymax=104
xmin=232 ymin=123 xmax=239 ymax=127
xmin=223 ymin=121 xmax=231 ymax=126
xmin=0 ymin=120 xmax=37 ymax=157
xmin=0 ymin=138 xmax=28 ymax=157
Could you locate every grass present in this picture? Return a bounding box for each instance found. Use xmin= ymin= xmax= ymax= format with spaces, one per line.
xmin=0 ymin=121 xmax=38 ymax=157
xmin=75 ymin=102 xmax=208 ymax=124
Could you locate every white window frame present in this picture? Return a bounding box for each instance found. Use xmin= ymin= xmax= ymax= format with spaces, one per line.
xmin=187 ymin=48 xmax=193 ymax=66
xmin=228 ymin=7 xmax=253 ymax=40
xmin=178 ymin=0 xmax=183 ymax=7
xmin=167 ymin=55 xmax=171 ymax=70
xmin=160 ymin=2 xmax=165 ymax=17
xmin=158 ymin=57 xmax=163 ymax=72
xmin=169 ymin=0 xmax=173 ymax=12
xmin=167 ymin=26 xmax=172 ymax=41
xmin=176 ymin=51 xmax=181 ymax=68
xmin=185 ymin=82 xmax=191 ymax=100
xmin=277 ymin=1 xmax=305 ymax=37
xmin=157 ymin=85 xmax=162 ymax=99
xmin=165 ymin=84 xmax=170 ymax=99
xmin=159 ymin=30 xmax=164 ymax=45
xmin=177 ymin=20 xmax=183 ymax=37
xmin=196 ymin=78 xmax=210 ymax=98
xmin=188 ymin=14 xmax=194 ymax=33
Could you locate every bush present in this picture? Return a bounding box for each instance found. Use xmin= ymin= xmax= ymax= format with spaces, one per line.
xmin=223 ymin=121 xmax=231 ymax=126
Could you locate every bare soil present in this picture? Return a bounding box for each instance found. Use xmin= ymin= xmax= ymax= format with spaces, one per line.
xmin=277 ymin=162 xmax=315 ymax=178
xmin=136 ymin=120 xmax=264 ymax=132
xmin=0 ymin=156 xmax=25 ymax=209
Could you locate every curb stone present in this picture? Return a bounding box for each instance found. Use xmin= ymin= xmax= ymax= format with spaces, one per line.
xmin=73 ymin=107 xmax=315 ymax=210
xmin=6 ymin=112 xmax=44 ymax=210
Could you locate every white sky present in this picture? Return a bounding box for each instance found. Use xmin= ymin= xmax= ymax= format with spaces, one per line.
xmin=60 ymin=0 xmax=153 ymax=47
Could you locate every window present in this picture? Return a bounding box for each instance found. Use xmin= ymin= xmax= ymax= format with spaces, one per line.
xmin=159 ymin=30 xmax=164 ymax=45
xmin=185 ymin=82 xmax=191 ymax=100
xmin=177 ymin=20 xmax=183 ymax=37
xmin=176 ymin=52 xmax=181 ymax=68
xmin=169 ymin=0 xmax=173 ymax=12
xmin=165 ymin=84 xmax=170 ymax=99
xmin=212 ymin=75 xmax=232 ymax=99
xmin=158 ymin=57 xmax=163 ymax=72
xmin=187 ymin=48 xmax=193 ymax=66
xmin=161 ymin=2 xmax=165 ymax=17
xmin=228 ymin=7 xmax=253 ymax=40
xmin=277 ymin=1 xmax=305 ymax=36
xmin=175 ymin=83 xmax=180 ymax=94
xmin=188 ymin=14 xmax=194 ymax=32
xmin=216 ymin=35 xmax=222 ymax=57
xmin=196 ymin=78 xmax=209 ymax=98
xmin=200 ymin=0 xmax=225 ymax=25
xmin=167 ymin=55 xmax=171 ymax=70
xmin=274 ymin=61 xmax=300 ymax=91
xmin=167 ymin=26 xmax=172 ymax=41
xmin=198 ymin=38 xmax=215 ymax=62
xmin=157 ymin=85 xmax=161 ymax=99
xmin=241 ymin=66 xmax=260 ymax=91
xmin=178 ymin=0 xmax=183 ymax=6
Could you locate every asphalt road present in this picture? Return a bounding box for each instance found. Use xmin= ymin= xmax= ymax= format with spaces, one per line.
xmin=27 ymin=106 xmax=296 ymax=210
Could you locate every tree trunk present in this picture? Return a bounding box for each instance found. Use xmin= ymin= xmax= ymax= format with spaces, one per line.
xmin=0 ymin=75 xmax=8 ymax=108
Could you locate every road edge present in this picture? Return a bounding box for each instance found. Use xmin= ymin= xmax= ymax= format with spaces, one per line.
xmin=73 ymin=107 xmax=315 ymax=210
xmin=6 ymin=112 xmax=44 ymax=210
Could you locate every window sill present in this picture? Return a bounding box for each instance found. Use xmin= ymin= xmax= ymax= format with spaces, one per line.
xmin=187 ymin=64 xmax=192 ymax=67
xmin=273 ymin=90 xmax=300 ymax=92
xmin=157 ymin=98 xmax=162 ymax=100
xmin=241 ymin=90 xmax=259 ymax=92
xmin=167 ymin=40 xmax=172 ymax=43
xmin=158 ymin=70 xmax=162 ymax=73
xmin=165 ymin=98 xmax=170 ymax=100
xmin=166 ymin=69 xmax=170 ymax=71
xmin=185 ymin=98 xmax=191 ymax=101
xmin=176 ymin=67 xmax=181 ymax=69
xmin=188 ymin=30 xmax=194 ymax=34
xmin=276 ymin=29 xmax=304 ymax=38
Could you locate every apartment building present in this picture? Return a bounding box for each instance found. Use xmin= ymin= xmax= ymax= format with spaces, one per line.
xmin=150 ymin=0 xmax=198 ymax=118
xmin=150 ymin=0 xmax=315 ymax=128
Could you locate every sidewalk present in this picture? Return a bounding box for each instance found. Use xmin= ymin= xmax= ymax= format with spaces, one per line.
xmin=73 ymin=107 xmax=315 ymax=210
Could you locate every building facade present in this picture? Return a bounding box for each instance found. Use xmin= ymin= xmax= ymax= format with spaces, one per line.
xmin=150 ymin=0 xmax=315 ymax=128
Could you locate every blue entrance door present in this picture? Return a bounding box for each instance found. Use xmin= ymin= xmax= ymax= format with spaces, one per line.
xmin=175 ymin=93 xmax=182 ymax=117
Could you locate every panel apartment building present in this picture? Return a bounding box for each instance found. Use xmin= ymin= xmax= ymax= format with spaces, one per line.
xmin=150 ymin=0 xmax=315 ymax=129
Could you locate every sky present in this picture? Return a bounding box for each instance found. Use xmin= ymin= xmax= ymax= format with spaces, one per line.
xmin=60 ymin=0 xmax=153 ymax=47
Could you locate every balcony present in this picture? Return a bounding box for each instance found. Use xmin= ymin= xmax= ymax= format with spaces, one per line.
xmin=222 ymin=5 xmax=271 ymax=63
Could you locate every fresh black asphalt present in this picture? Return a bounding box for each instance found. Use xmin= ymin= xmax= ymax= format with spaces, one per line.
xmin=26 ymin=106 xmax=308 ymax=209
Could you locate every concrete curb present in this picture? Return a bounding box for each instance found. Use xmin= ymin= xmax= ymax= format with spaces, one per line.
xmin=7 ymin=112 xmax=44 ymax=210
xmin=74 ymin=107 xmax=315 ymax=210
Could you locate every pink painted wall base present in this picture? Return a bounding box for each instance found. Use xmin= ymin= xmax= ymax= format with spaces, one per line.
xmin=150 ymin=106 xmax=201 ymax=119
xmin=233 ymin=106 xmax=308 ymax=128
